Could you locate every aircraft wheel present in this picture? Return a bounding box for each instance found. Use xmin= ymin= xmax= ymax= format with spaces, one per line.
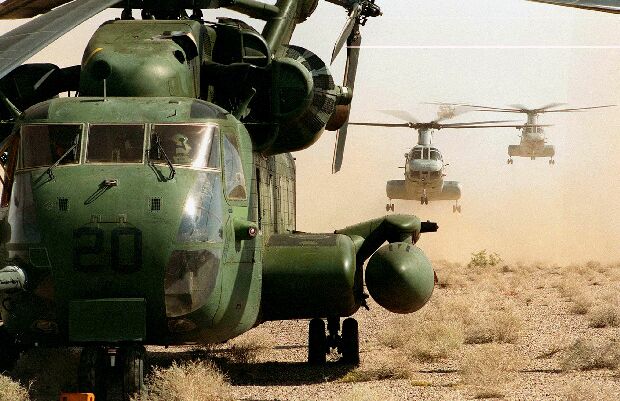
xmin=0 ymin=324 xmax=20 ymax=372
xmin=385 ymin=203 xmax=390 ymax=212
xmin=457 ymin=205 xmax=462 ymax=213
xmin=340 ymin=318 xmax=359 ymax=365
xmin=420 ymin=197 xmax=424 ymax=205
xmin=452 ymin=205 xmax=456 ymax=213
xmin=390 ymin=203 xmax=394 ymax=212
xmin=78 ymin=346 xmax=109 ymax=401
xmin=121 ymin=345 xmax=146 ymax=401
xmin=425 ymin=198 xmax=429 ymax=205
xmin=308 ymin=318 xmax=327 ymax=365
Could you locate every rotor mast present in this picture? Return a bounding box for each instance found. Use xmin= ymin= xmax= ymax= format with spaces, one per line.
xmin=417 ymin=128 xmax=433 ymax=146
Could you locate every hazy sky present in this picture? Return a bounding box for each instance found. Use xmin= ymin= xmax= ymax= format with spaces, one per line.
xmin=0 ymin=0 xmax=618 ymax=264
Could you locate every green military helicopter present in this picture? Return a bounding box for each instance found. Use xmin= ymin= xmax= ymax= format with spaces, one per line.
xmin=0 ymin=0 xmax=438 ymax=399
xmin=348 ymin=110 xmax=521 ymax=213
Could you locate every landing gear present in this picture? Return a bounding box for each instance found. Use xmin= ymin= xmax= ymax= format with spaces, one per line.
xmin=122 ymin=345 xmax=146 ymax=401
xmin=78 ymin=345 xmax=146 ymax=401
xmin=0 ymin=324 xmax=20 ymax=372
xmin=531 ymin=156 xmax=535 ymax=160
xmin=452 ymin=203 xmax=462 ymax=213
xmin=307 ymin=317 xmax=359 ymax=365
xmin=78 ymin=347 xmax=109 ymax=401
xmin=385 ymin=202 xmax=394 ymax=212
xmin=507 ymin=158 xmax=513 ymax=164
xmin=420 ymin=196 xmax=428 ymax=205
xmin=549 ymin=159 xmax=555 ymax=165
xmin=340 ymin=318 xmax=359 ymax=365
xmin=308 ymin=318 xmax=327 ymax=364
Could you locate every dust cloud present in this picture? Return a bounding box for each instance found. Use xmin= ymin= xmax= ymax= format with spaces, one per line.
xmin=0 ymin=1 xmax=618 ymax=264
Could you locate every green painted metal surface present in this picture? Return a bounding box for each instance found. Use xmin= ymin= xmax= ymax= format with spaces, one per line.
xmin=69 ymin=298 xmax=146 ymax=342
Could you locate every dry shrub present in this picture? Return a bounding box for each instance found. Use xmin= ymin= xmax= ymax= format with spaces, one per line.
xmin=340 ymin=353 xmax=410 ymax=383
xmin=141 ymin=360 xmax=232 ymax=401
xmin=12 ymin=348 xmax=80 ymax=397
xmin=569 ymin=293 xmax=594 ymax=315
xmin=401 ymin=321 xmax=464 ymax=362
xmin=338 ymin=387 xmax=396 ymax=401
xmin=460 ymin=344 xmax=524 ymax=399
xmin=226 ymin=333 xmax=272 ymax=364
xmin=465 ymin=308 xmax=521 ymax=344
xmin=379 ymin=298 xmax=468 ymax=362
xmin=557 ymin=274 xmax=582 ymax=299
xmin=561 ymin=338 xmax=620 ymax=371
xmin=588 ymin=304 xmax=620 ymax=328
xmin=564 ymin=381 xmax=618 ymax=401
xmin=0 ymin=374 xmax=30 ymax=401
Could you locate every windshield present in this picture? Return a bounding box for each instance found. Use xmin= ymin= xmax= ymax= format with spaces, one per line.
xmin=87 ymin=124 xmax=145 ymax=163
xmin=151 ymin=124 xmax=220 ymax=169
xmin=430 ymin=149 xmax=441 ymax=161
xmin=21 ymin=124 xmax=82 ymax=169
xmin=412 ymin=149 xmax=422 ymax=159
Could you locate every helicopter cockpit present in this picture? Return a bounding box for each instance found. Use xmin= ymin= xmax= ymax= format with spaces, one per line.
xmin=410 ymin=147 xmax=443 ymax=161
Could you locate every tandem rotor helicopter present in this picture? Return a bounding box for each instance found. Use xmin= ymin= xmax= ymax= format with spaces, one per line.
xmin=0 ymin=1 xmax=440 ymax=400
xmin=345 ymin=110 xmax=522 ymax=213
xmin=435 ymin=102 xmax=615 ymax=165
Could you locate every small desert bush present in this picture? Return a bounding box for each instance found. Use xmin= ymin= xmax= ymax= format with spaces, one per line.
xmin=569 ymin=293 xmax=594 ymax=315
xmin=460 ymin=344 xmax=524 ymax=399
xmin=557 ymin=274 xmax=582 ymax=299
xmin=0 ymin=374 xmax=30 ymax=401
xmin=380 ymin=298 xmax=468 ymax=362
xmin=12 ymin=348 xmax=80 ymax=397
xmin=140 ymin=360 xmax=232 ymax=401
xmin=402 ymin=321 xmax=464 ymax=362
xmin=340 ymin=353 xmax=409 ymax=383
xmin=226 ymin=333 xmax=272 ymax=364
xmin=465 ymin=308 xmax=522 ymax=344
xmin=468 ymin=250 xmax=502 ymax=269
xmin=588 ymin=304 xmax=620 ymax=328
xmin=561 ymin=338 xmax=620 ymax=371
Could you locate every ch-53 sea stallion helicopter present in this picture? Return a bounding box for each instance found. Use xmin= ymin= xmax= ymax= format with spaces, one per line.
xmin=435 ymin=102 xmax=614 ymax=165
xmin=0 ymin=0 xmax=439 ymax=399
xmin=347 ymin=110 xmax=520 ymax=213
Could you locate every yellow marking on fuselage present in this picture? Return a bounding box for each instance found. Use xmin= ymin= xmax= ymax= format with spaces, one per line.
xmin=83 ymin=47 xmax=103 ymax=66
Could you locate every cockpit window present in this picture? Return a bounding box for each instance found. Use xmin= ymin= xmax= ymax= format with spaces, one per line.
xmin=223 ymin=131 xmax=247 ymax=200
xmin=430 ymin=149 xmax=441 ymax=161
xmin=151 ymin=124 xmax=220 ymax=169
xmin=21 ymin=124 xmax=82 ymax=169
xmin=423 ymin=148 xmax=430 ymax=159
xmin=412 ymin=149 xmax=422 ymax=159
xmin=86 ymin=124 xmax=145 ymax=163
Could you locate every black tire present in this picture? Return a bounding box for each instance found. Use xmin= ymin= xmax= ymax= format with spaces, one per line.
xmin=340 ymin=318 xmax=359 ymax=365
xmin=122 ymin=345 xmax=146 ymax=401
xmin=308 ymin=318 xmax=326 ymax=365
xmin=0 ymin=324 xmax=20 ymax=372
xmin=78 ymin=347 xmax=108 ymax=401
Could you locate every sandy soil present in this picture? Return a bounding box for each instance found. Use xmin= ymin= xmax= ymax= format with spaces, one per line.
xmin=6 ymin=260 xmax=620 ymax=401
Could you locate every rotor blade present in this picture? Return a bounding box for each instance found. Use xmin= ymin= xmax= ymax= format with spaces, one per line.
xmin=349 ymin=122 xmax=412 ymax=127
xmin=331 ymin=2 xmax=362 ymax=64
xmin=532 ymin=102 xmax=566 ymax=111
xmin=332 ymin=20 xmax=362 ymax=173
xmin=527 ymin=0 xmax=620 ymax=13
xmin=542 ymin=104 xmax=616 ymax=112
xmin=379 ymin=110 xmax=420 ymax=123
xmin=507 ymin=104 xmax=532 ymax=111
xmin=431 ymin=102 xmax=524 ymax=113
xmin=0 ymin=0 xmax=72 ymax=19
xmin=0 ymin=0 xmax=118 ymax=81
xmin=440 ymin=125 xmax=529 ymax=129
xmin=440 ymin=120 xmax=520 ymax=127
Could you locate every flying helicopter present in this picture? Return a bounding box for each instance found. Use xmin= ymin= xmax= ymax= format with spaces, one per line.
xmin=434 ymin=102 xmax=615 ymax=164
xmin=0 ymin=1 xmax=440 ymax=400
xmin=349 ymin=110 xmax=522 ymax=213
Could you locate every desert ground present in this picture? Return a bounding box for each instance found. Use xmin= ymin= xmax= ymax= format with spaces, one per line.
xmin=3 ymin=254 xmax=620 ymax=401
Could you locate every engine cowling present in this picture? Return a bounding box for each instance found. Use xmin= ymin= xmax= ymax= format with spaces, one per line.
xmin=365 ymin=242 xmax=435 ymax=314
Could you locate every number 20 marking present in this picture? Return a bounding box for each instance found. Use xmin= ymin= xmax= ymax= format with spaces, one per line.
xmin=73 ymin=226 xmax=142 ymax=273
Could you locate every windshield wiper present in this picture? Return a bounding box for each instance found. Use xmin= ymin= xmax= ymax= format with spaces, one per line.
xmin=151 ymin=133 xmax=176 ymax=180
xmin=46 ymin=141 xmax=78 ymax=179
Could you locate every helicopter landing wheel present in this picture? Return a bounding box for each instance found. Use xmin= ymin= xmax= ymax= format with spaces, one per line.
xmin=308 ymin=318 xmax=327 ymax=365
xmin=339 ymin=318 xmax=359 ymax=365
xmin=0 ymin=324 xmax=20 ymax=372
xmin=78 ymin=346 xmax=109 ymax=401
xmin=457 ymin=205 xmax=462 ymax=213
xmin=549 ymin=159 xmax=555 ymax=165
xmin=507 ymin=158 xmax=513 ymax=164
xmin=121 ymin=345 xmax=146 ymax=401
xmin=531 ymin=156 xmax=535 ymax=160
